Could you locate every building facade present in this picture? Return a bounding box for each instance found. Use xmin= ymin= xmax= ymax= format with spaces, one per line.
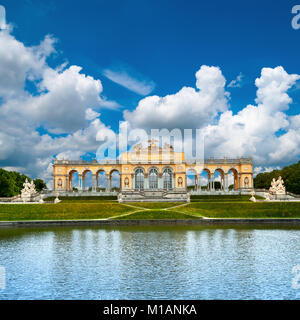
xmin=53 ymin=141 xmax=254 ymax=192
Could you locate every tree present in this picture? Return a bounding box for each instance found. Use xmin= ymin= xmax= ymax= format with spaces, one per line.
xmin=0 ymin=168 xmax=47 ymax=197
xmin=254 ymin=161 xmax=300 ymax=194
xmin=0 ymin=173 xmax=16 ymax=197
xmin=214 ymin=181 xmax=221 ymax=190
xmin=34 ymin=179 xmax=47 ymax=192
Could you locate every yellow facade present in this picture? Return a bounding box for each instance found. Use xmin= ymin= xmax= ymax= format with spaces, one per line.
xmin=53 ymin=142 xmax=253 ymax=192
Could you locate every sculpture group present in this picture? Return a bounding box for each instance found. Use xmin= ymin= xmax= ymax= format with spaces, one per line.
xmin=269 ymin=176 xmax=286 ymax=195
xmin=21 ymin=179 xmax=38 ymax=202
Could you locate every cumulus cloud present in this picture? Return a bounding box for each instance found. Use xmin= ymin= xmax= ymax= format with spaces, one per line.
xmin=0 ymin=30 xmax=54 ymax=99
xmin=202 ymin=66 xmax=300 ymax=166
xmin=85 ymin=108 xmax=100 ymax=121
xmin=0 ymin=27 xmax=116 ymax=182
xmin=1 ymin=19 xmax=300 ymax=186
xmin=27 ymin=65 xmax=103 ymax=133
xmin=124 ymin=65 xmax=229 ymax=130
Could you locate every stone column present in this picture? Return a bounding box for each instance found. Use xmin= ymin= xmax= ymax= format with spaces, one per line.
xmin=106 ymin=174 xmax=111 ymax=192
xmin=144 ymin=173 xmax=149 ymax=190
xmin=197 ymin=174 xmax=201 ymax=192
xmin=78 ymin=174 xmax=83 ymax=191
xmin=66 ymin=175 xmax=69 ymax=191
xmin=119 ymin=174 xmax=122 ymax=191
xmin=212 ymin=175 xmax=215 ymax=191
xmin=92 ymin=174 xmax=97 ymax=192
xmin=224 ymin=173 xmax=229 ymax=191
xmin=53 ymin=176 xmax=56 ymax=191
xmin=158 ymin=173 xmax=163 ymax=189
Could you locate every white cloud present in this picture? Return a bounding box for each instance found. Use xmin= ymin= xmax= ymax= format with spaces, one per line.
xmin=0 ymin=30 xmax=54 ymax=99
xmin=98 ymin=97 xmax=122 ymax=110
xmin=1 ymin=20 xmax=300 ymax=186
xmin=103 ymin=68 xmax=155 ymax=95
xmin=124 ymin=65 xmax=229 ymax=130
xmin=0 ymin=28 xmax=115 ymax=182
xmin=228 ymin=72 xmax=243 ymax=88
xmin=26 ymin=65 xmax=103 ymax=133
xmin=85 ymin=108 xmax=100 ymax=121
xmin=202 ymin=66 xmax=300 ymax=167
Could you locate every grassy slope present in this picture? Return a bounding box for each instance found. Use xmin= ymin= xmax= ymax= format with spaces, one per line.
xmin=0 ymin=203 xmax=134 ymax=221
xmin=116 ymin=210 xmax=200 ymax=220
xmin=177 ymin=202 xmax=300 ymax=218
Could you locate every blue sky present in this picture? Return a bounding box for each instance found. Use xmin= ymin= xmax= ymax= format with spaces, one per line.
xmin=1 ymin=0 xmax=300 ymax=183
xmin=4 ymin=0 xmax=300 ymax=126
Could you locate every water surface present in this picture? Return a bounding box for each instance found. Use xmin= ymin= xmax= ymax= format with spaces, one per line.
xmin=0 ymin=225 xmax=300 ymax=299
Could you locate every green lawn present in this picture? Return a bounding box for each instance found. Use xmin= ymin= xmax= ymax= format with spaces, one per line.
xmin=127 ymin=202 xmax=184 ymax=209
xmin=1 ymin=195 xmax=300 ymax=221
xmin=116 ymin=210 xmax=200 ymax=220
xmin=44 ymin=196 xmax=117 ymax=202
xmin=0 ymin=203 xmax=134 ymax=221
xmin=191 ymin=195 xmax=264 ymax=201
xmin=176 ymin=202 xmax=300 ymax=218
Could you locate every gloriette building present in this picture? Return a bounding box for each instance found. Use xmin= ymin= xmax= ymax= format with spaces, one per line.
xmin=53 ymin=141 xmax=253 ymax=201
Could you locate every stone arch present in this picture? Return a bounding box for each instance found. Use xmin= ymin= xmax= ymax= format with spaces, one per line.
xmin=82 ymin=169 xmax=92 ymax=190
xmin=186 ymin=168 xmax=198 ymax=191
xmin=213 ymin=168 xmax=225 ymax=190
xmin=200 ymin=168 xmax=211 ymax=191
xmin=96 ymin=168 xmax=106 ymax=175
xmin=186 ymin=167 xmax=198 ymax=175
xmin=96 ymin=169 xmax=106 ymax=190
xmin=69 ymin=169 xmax=79 ymax=191
xmin=227 ymin=167 xmax=239 ymax=190
xmin=162 ymin=167 xmax=173 ymax=190
xmin=134 ymin=167 xmax=145 ymax=190
xmin=149 ymin=167 xmax=159 ymax=189
xmin=109 ymin=168 xmax=121 ymax=191
xmin=134 ymin=166 xmax=146 ymax=173
xmin=148 ymin=166 xmax=159 ymax=173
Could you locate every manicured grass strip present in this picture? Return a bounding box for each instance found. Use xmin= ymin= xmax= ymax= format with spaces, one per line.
xmin=116 ymin=210 xmax=200 ymax=220
xmin=177 ymin=202 xmax=300 ymax=218
xmin=127 ymin=202 xmax=184 ymax=209
xmin=44 ymin=196 xmax=117 ymax=202
xmin=0 ymin=203 xmax=134 ymax=221
xmin=191 ymin=194 xmax=264 ymax=201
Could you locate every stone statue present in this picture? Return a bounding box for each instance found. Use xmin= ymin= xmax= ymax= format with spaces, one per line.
xmin=21 ymin=179 xmax=37 ymax=202
xmin=269 ymin=176 xmax=286 ymax=195
xmin=187 ymin=192 xmax=191 ymax=203
xmin=39 ymin=194 xmax=44 ymax=204
xmin=250 ymin=191 xmax=256 ymax=202
xmin=244 ymin=177 xmax=249 ymax=188
xmin=133 ymin=143 xmax=142 ymax=152
xmin=118 ymin=193 xmax=123 ymax=203
xmin=265 ymin=192 xmax=271 ymax=201
xmin=54 ymin=193 xmax=61 ymax=204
